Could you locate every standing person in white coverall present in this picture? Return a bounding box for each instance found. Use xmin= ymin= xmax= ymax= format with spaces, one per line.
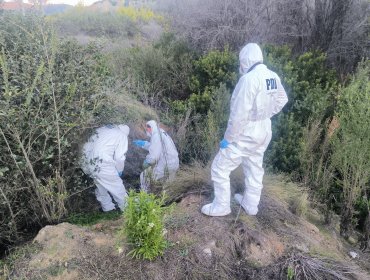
xmin=133 ymin=120 xmax=179 ymax=192
xmin=82 ymin=124 xmax=130 ymax=212
xmin=201 ymin=43 xmax=288 ymax=217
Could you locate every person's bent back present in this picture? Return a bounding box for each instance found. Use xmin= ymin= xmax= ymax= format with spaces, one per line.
xmin=82 ymin=124 xmax=130 ymax=212
xmin=133 ymin=120 xmax=179 ymax=192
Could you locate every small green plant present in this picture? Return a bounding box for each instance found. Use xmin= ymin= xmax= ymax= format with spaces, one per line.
xmin=123 ymin=190 xmax=168 ymax=260
xmin=287 ymin=265 xmax=295 ymax=280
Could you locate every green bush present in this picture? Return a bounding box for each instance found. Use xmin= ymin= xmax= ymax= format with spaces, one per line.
xmin=67 ymin=210 xmax=122 ymax=226
xmin=330 ymin=61 xmax=370 ymax=237
xmin=0 ymin=14 xmax=108 ymax=246
xmin=122 ymin=190 xmax=168 ymax=260
xmin=190 ymin=47 xmax=238 ymax=93
xmin=299 ymin=61 xmax=370 ymax=236
xmin=164 ymin=47 xmax=237 ymax=163
xmin=117 ymin=6 xmax=165 ymax=23
xmin=197 ymin=84 xmax=230 ymax=160
xmin=112 ymin=33 xmax=194 ymax=106
xmin=180 ymin=48 xmax=237 ymax=115
xmin=116 ymin=36 xmax=237 ymax=112
xmin=264 ymin=45 xmax=338 ymax=174
xmin=169 ymin=84 xmax=231 ymax=163
xmin=267 ymin=114 xmax=303 ymax=174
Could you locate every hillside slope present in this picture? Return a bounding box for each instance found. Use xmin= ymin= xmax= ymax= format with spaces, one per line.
xmin=4 ymin=174 xmax=370 ymax=280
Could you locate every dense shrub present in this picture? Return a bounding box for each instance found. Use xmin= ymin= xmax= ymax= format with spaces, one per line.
xmin=264 ymin=45 xmax=338 ymax=174
xmin=112 ymin=33 xmax=194 ymax=107
xmin=175 ymin=84 xmax=231 ymax=163
xmin=299 ymin=61 xmax=370 ymax=237
xmin=331 ymin=61 xmax=370 ymax=237
xmin=0 ymin=14 xmax=109 ymax=247
xmin=159 ymin=48 xmax=237 ymax=163
xmin=190 ymin=47 xmax=238 ymax=93
xmin=186 ymin=48 xmax=237 ymax=114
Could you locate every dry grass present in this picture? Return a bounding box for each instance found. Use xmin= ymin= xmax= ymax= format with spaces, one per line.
xmin=105 ymin=81 xmax=158 ymax=124
xmin=290 ymin=192 xmax=309 ymax=218
xmin=264 ymin=174 xmax=302 ymax=207
xmin=278 ymin=252 xmax=367 ymax=280
xmin=156 ymin=162 xmax=212 ymax=203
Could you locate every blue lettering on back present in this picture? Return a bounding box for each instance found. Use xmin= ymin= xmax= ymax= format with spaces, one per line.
xmin=266 ymin=78 xmax=277 ymax=90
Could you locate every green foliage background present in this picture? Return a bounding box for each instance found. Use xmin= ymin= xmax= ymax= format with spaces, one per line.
xmin=0 ymin=14 xmax=109 ymax=246
xmin=330 ymin=61 xmax=370 ymax=236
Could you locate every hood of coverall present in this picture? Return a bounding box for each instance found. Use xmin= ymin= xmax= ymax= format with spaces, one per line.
xmin=117 ymin=124 xmax=130 ymax=135
xmin=146 ymin=120 xmax=159 ymax=137
xmin=239 ymin=43 xmax=263 ymax=74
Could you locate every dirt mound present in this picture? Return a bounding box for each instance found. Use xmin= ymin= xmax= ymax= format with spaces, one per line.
xmin=11 ymin=222 xmax=117 ymax=279
xmin=6 ymin=176 xmax=370 ymax=279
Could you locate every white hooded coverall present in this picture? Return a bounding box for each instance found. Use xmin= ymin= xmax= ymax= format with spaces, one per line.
xmin=201 ymin=43 xmax=288 ymax=216
xmin=140 ymin=120 xmax=179 ymax=191
xmin=82 ymin=124 xmax=130 ymax=212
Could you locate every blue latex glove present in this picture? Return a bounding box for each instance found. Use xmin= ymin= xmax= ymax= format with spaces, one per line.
xmin=118 ymin=171 xmax=123 ymax=177
xmin=219 ymin=139 xmax=230 ymax=149
xmin=143 ymin=160 xmax=150 ymax=169
xmin=133 ymin=139 xmax=148 ymax=148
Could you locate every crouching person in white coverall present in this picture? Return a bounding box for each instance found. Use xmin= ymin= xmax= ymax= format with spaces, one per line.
xmin=133 ymin=120 xmax=179 ymax=192
xmin=81 ymin=124 xmax=130 ymax=212
xmin=201 ymin=43 xmax=288 ymax=217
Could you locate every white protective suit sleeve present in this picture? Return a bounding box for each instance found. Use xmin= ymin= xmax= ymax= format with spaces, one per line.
xmin=224 ymin=77 xmax=255 ymax=143
xmin=114 ymin=137 xmax=128 ymax=172
xmin=269 ymin=76 xmax=288 ymax=118
xmin=145 ymin=133 xmax=162 ymax=165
